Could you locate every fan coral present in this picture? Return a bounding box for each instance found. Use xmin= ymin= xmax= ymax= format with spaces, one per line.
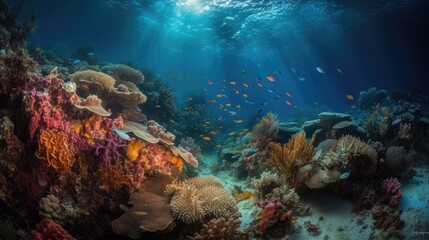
xmin=74 ymin=95 xmax=110 ymax=116
xmin=189 ymin=214 xmax=247 ymax=240
xmin=268 ymin=131 xmax=315 ymax=187
xmin=38 ymin=194 xmax=64 ymax=224
xmin=253 ymin=112 xmax=279 ymax=149
xmin=102 ymin=64 xmax=144 ymax=84
xmin=35 ymin=130 xmax=75 ymax=173
xmin=165 ymin=176 xmax=238 ymax=224
xmin=380 ymin=178 xmax=402 ymax=207
xmin=70 ymin=70 xmax=116 ymax=92
xmin=110 ymin=85 xmax=147 ymax=109
xmin=31 ymin=218 xmax=75 ymax=240
xmin=111 ymin=174 xmax=175 ymax=239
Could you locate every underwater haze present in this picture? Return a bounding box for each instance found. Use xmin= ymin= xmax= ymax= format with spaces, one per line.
xmin=1 ymin=0 xmax=429 ymax=239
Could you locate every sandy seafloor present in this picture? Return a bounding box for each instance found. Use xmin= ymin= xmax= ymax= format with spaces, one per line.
xmin=199 ymin=153 xmax=429 ymax=240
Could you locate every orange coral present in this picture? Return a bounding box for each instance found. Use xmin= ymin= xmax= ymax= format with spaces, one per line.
xmin=268 ymin=131 xmax=315 ymax=187
xmin=35 ymin=130 xmax=75 ymax=172
xmin=170 ymin=155 xmax=183 ymax=172
xmin=99 ymin=164 xmax=131 ymax=192
xmin=126 ymin=139 xmax=143 ymax=161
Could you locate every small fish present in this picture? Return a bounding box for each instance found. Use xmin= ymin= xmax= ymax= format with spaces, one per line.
xmin=202 ymin=136 xmax=211 ymax=141
xmin=230 ymin=81 xmax=237 ymax=85
xmin=285 ymin=100 xmax=292 ymax=106
xmin=228 ymin=132 xmax=236 ymax=136
xmin=337 ymin=68 xmax=343 ymax=74
xmin=245 ymin=100 xmax=255 ymax=104
xmin=216 ymin=94 xmax=222 ymax=98
xmin=155 ymin=104 xmax=161 ymax=108
xmin=299 ymin=76 xmax=306 ymax=81
xmin=257 ymin=76 xmax=262 ymax=81
xmin=266 ymin=76 xmax=275 ymax=81
xmin=340 ymin=171 xmax=350 ymax=180
xmin=346 ymin=94 xmax=354 ymax=100
xmin=350 ymin=104 xmax=357 ymax=109
xmin=291 ymin=68 xmax=298 ymax=74
xmin=210 ymin=131 xmax=217 ymax=135
xmin=133 ymin=211 xmax=148 ymax=216
xmin=234 ymin=120 xmax=243 ymax=123
xmin=235 ymin=90 xmax=240 ymax=94
xmin=286 ymin=91 xmax=292 ymax=97
xmin=268 ymin=89 xmax=275 ymax=93
xmin=208 ymin=80 xmax=213 ymax=85
xmin=257 ymin=109 xmax=263 ymax=113
xmin=276 ymin=94 xmax=282 ymax=98
xmin=208 ymin=99 xmax=216 ymax=103
xmin=229 ymin=111 xmax=237 ymax=116
xmin=316 ymin=67 xmax=325 ymax=73
xmin=241 ymin=70 xmax=247 ymax=74
xmin=243 ymin=93 xmax=248 ymax=97
xmin=226 ymin=103 xmax=231 ymax=107
xmin=72 ymin=58 xmax=81 ymax=64
xmin=257 ymin=83 xmax=263 ymax=87
xmin=113 ymin=125 xmax=130 ymax=141
xmin=277 ymin=70 xmax=283 ymax=75
xmin=243 ymin=83 xmax=249 ymax=88
xmin=222 ymin=94 xmax=228 ymax=97
xmin=87 ymin=52 xmax=96 ymax=56
xmin=187 ymin=97 xmax=193 ymax=101
xmin=392 ymin=119 xmax=402 ymax=125
xmin=236 ymin=105 xmax=241 ymax=108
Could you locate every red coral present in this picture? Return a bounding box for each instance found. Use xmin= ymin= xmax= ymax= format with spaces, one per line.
xmin=380 ymin=177 xmax=402 ymax=207
xmin=31 ymin=218 xmax=75 ymax=240
xmin=257 ymin=198 xmax=294 ymax=233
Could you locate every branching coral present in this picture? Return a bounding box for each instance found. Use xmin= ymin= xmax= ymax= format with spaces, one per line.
xmin=189 ymin=214 xmax=246 ymax=240
xmin=380 ymin=178 xmax=402 ymax=207
xmin=94 ymin=131 xmax=127 ymax=168
xmin=165 ymin=176 xmax=238 ymax=224
xmin=31 ymin=218 xmax=75 ymax=240
xmin=267 ymin=131 xmax=315 ymax=187
xmin=35 ymin=130 xmax=75 ymax=173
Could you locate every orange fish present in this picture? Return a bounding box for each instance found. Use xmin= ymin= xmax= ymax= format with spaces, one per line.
xmin=346 ymin=94 xmax=354 ymax=100
xmin=216 ymin=94 xmax=222 ymax=98
xmin=226 ymin=103 xmax=231 ymax=107
xmin=230 ymin=81 xmax=237 ymax=85
xmin=209 ymin=99 xmax=216 ymax=103
xmin=235 ymin=137 xmax=241 ymax=141
xmin=236 ymin=105 xmax=241 ymax=108
xmin=243 ymin=83 xmax=249 ymax=88
xmin=257 ymin=83 xmax=263 ymax=87
xmin=236 ymin=90 xmax=240 ymax=94
xmin=266 ymin=76 xmax=275 ymax=81
xmin=233 ymin=191 xmax=254 ymax=201
xmin=234 ymin=120 xmax=243 ymax=123
xmin=202 ymin=136 xmax=211 ymax=141
xmin=208 ymin=80 xmax=213 ymax=85
xmin=210 ymin=131 xmax=216 ymax=135
xmin=228 ymin=132 xmax=236 ymax=136
xmin=155 ymin=105 xmax=161 ymax=108
xmin=286 ymin=91 xmax=292 ymax=97
xmin=285 ymin=100 xmax=292 ymax=106
xmin=243 ymin=93 xmax=248 ymax=97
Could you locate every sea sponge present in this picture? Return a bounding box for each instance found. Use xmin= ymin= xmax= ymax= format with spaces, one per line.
xmin=70 ymin=70 xmax=116 ymax=92
xmin=38 ymin=194 xmax=64 ymax=224
xmin=74 ymin=94 xmax=111 ymax=116
xmin=35 ymin=130 xmax=74 ymax=173
xmin=166 ymin=176 xmax=238 ymax=224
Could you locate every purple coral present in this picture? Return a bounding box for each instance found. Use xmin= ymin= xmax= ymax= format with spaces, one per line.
xmin=380 ymin=177 xmax=402 ymax=207
xmin=94 ymin=131 xmax=127 ymax=168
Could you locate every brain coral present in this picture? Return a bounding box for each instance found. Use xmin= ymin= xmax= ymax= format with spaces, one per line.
xmin=165 ymin=176 xmax=238 ymax=224
xmin=35 ymin=130 xmax=75 ymax=172
xmin=69 ymin=70 xmax=116 ymax=91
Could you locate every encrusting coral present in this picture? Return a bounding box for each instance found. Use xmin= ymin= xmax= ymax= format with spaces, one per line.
xmin=165 ymin=176 xmax=238 ymax=224
xmin=268 ymin=131 xmax=315 ymax=187
xmin=35 ymin=130 xmax=74 ymax=173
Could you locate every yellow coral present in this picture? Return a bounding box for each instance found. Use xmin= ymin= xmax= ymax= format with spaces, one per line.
xmin=268 ymin=131 xmax=315 ymax=187
xmin=35 ymin=130 xmax=75 ymax=172
xmin=126 ymin=139 xmax=143 ymax=161
xmin=170 ymin=155 xmax=183 ymax=172
xmin=69 ymin=70 xmax=116 ymax=91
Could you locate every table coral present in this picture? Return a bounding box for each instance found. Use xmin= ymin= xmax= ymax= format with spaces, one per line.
xmin=35 ymin=130 xmax=74 ymax=173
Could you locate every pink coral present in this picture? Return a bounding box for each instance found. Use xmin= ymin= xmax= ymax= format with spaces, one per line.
xmin=31 ymin=218 xmax=75 ymax=240
xmin=94 ymin=131 xmax=127 ymax=168
xmin=380 ymin=177 xmax=402 ymax=207
xmin=257 ymin=198 xmax=294 ymax=233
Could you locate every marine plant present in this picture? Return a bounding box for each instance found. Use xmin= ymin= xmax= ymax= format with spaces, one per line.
xmin=267 ymin=131 xmax=315 ymax=188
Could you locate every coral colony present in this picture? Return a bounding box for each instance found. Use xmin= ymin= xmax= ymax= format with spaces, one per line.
xmin=1 ymin=1 xmax=429 ymax=240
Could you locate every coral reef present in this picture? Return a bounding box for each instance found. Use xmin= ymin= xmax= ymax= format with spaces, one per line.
xmin=268 ymin=131 xmax=315 ymax=187
xmin=372 ymin=206 xmax=404 ymax=239
xmin=31 ymin=218 xmax=75 ymax=240
xmin=380 ymin=178 xmax=402 ymax=207
xmin=38 ymin=194 xmax=64 ymax=224
xmin=189 ymin=214 xmax=247 ymax=240
xmin=165 ymin=176 xmax=238 ymax=224
xmin=358 ymin=87 xmax=387 ymax=111
xmin=102 ymin=64 xmax=144 ymax=85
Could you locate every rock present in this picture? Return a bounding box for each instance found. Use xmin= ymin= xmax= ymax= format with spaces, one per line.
xmin=276 ymin=122 xmax=302 ymax=143
xmin=318 ymin=112 xmax=352 ymax=127
xmin=420 ymin=117 xmax=429 ymax=126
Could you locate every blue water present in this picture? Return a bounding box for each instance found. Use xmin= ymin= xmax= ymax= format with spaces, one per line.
xmin=24 ymin=0 xmax=429 ymax=120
